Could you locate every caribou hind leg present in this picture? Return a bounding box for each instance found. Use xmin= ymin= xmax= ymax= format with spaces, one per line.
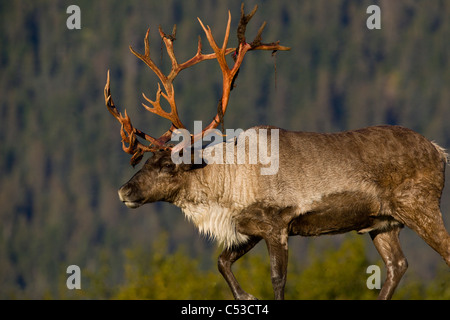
xmin=369 ymin=227 xmax=408 ymax=300
xmin=372 ymin=204 xmax=450 ymax=300
xmin=398 ymin=205 xmax=450 ymax=267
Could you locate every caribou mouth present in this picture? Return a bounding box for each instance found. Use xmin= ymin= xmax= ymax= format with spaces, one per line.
xmin=123 ymin=201 xmax=142 ymax=209
xmin=118 ymin=189 xmax=144 ymax=209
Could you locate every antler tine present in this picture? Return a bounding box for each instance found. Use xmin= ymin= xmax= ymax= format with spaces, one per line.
xmin=237 ymin=3 xmax=258 ymax=44
xmin=197 ymin=11 xmax=232 ymax=72
xmin=130 ymin=29 xmax=166 ymax=85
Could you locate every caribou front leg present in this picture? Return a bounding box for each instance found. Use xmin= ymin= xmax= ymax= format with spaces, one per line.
xmin=218 ymin=236 xmax=261 ymax=300
xmin=264 ymin=230 xmax=289 ymax=300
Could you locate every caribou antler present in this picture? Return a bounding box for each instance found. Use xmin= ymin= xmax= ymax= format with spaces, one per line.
xmin=105 ymin=4 xmax=290 ymax=165
xmin=105 ymin=71 xmax=165 ymax=165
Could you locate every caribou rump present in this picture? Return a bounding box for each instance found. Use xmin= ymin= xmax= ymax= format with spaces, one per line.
xmin=104 ymin=5 xmax=450 ymax=300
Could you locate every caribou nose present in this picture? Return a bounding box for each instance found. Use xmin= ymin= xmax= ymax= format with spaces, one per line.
xmin=118 ymin=188 xmax=125 ymax=202
xmin=118 ymin=185 xmax=132 ymax=202
xmin=118 ymin=184 xmax=143 ymax=209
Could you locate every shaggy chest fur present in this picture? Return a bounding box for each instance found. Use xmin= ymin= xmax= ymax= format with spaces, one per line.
xmin=180 ymin=202 xmax=249 ymax=248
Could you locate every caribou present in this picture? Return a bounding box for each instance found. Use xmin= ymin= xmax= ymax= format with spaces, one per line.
xmin=104 ymin=5 xmax=450 ymax=300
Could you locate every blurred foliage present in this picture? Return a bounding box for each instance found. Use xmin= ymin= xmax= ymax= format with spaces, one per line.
xmin=114 ymin=233 xmax=229 ymax=299
xmin=85 ymin=234 xmax=449 ymax=300
xmin=0 ymin=0 xmax=449 ymax=299
xmin=287 ymin=235 xmax=378 ymax=300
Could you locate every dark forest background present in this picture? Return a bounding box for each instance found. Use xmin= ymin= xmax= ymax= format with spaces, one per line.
xmin=1 ymin=0 xmax=449 ymax=299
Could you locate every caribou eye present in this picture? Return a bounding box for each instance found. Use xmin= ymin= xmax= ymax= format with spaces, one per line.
xmin=160 ymin=163 xmax=175 ymax=173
